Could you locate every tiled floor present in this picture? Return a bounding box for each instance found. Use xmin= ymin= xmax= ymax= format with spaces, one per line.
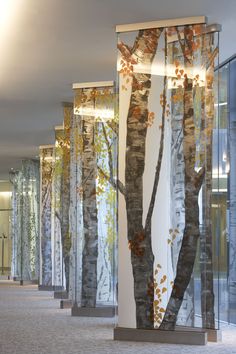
xmin=0 ymin=280 xmax=236 ymax=354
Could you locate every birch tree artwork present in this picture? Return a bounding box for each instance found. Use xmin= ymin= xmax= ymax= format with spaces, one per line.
xmin=71 ymin=84 xmax=117 ymax=309
xmin=51 ymin=107 xmax=72 ymax=294
xmin=117 ymin=22 xmax=219 ymax=330
xmin=9 ymin=171 xmax=22 ymax=279
xmin=61 ymin=104 xmax=72 ymax=294
xmin=10 ymin=160 xmax=40 ymax=282
xmin=52 ymin=128 xmax=64 ymax=289
xmin=21 ymin=160 xmax=40 ymax=281
xmin=70 ymin=104 xmax=83 ymax=305
xmin=40 ymin=146 xmax=54 ymax=287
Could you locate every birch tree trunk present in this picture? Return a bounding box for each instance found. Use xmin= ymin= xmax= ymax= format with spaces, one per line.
xmin=200 ymin=33 xmax=215 ymax=329
xmin=119 ymin=28 xmax=162 ymax=328
xmin=70 ymin=112 xmax=83 ymax=304
xmin=160 ymin=27 xmax=205 ymax=329
xmin=170 ymin=42 xmax=194 ymax=327
xmin=81 ymin=116 xmax=98 ymax=307
xmin=170 ymin=98 xmax=195 ymax=326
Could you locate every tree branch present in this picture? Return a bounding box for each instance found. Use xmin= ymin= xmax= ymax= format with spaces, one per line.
xmin=117 ymin=41 xmax=137 ymax=64
xmin=106 ymin=121 xmax=118 ymax=135
xmin=98 ymin=166 xmax=126 ymax=197
xmin=55 ymin=210 xmax=62 ymax=224
xmin=101 ymin=122 xmax=113 ymax=182
xmin=175 ymin=27 xmax=191 ymax=64
xmin=194 ymin=166 xmax=205 ymax=192
xmin=145 ymin=31 xmax=167 ymax=232
xmin=206 ymin=47 xmax=218 ymax=70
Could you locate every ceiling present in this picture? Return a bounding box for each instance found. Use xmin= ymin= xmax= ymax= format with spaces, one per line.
xmin=0 ymin=0 xmax=235 ymax=179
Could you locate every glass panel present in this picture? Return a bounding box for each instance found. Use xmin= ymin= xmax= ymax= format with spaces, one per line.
xmin=214 ymin=56 xmax=236 ymax=325
xmin=213 ymin=62 xmax=229 ymax=324
xmin=9 ymin=161 xmax=40 ymax=282
xmin=117 ymin=24 xmax=220 ymax=330
xmin=71 ymin=84 xmax=117 ymax=311
xmin=52 ymin=129 xmax=64 ymax=290
xmin=228 ymin=57 xmax=236 ymax=324
xmin=9 ymin=171 xmax=22 ymax=280
xmin=21 ymin=160 xmax=40 ymax=281
xmin=62 ymin=105 xmax=72 ymax=296
xmin=51 ymin=105 xmax=73 ymax=295
xmin=40 ymin=147 xmax=54 ymax=287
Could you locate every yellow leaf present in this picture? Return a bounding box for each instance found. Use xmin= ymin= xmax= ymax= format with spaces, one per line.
xmin=160 ymin=275 xmax=167 ymax=284
xmin=162 ymin=287 xmax=167 ymax=294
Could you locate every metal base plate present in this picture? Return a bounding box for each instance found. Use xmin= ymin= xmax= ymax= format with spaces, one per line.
xmin=114 ymin=327 xmax=208 ymax=345
xmin=71 ymin=305 xmax=115 ymax=318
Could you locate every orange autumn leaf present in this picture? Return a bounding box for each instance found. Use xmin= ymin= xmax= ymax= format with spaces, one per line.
xmin=160 ymin=275 xmax=167 ymax=284
xmin=193 ymin=24 xmax=202 ymax=35
xmin=133 ymin=106 xmax=141 ymax=118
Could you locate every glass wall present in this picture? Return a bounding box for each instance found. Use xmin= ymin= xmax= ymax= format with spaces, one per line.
xmin=214 ymin=55 xmax=236 ymax=324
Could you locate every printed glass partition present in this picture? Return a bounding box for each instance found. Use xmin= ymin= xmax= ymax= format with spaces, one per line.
xmin=61 ymin=105 xmax=72 ymax=295
xmin=21 ymin=160 xmax=40 ymax=281
xmin=71 ymin=83 xmax=117 ymax=313
xmin=39 ymin=146 xmax=54 ymax=288
xmin=117 ymin=22 xmax=220 ymax=330
xmin=52 ymin=106 xmax=72 ymax=295
xmin=52 ymin=128 xmax=64 ymax=290
xmin=9 ymin=160 xmax=40 ymax=282
xmin=10 ymin=171 xmax=22 ymax=279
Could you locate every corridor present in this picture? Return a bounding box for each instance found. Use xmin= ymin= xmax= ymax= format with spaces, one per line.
xmin=0 ymin=280 xmax=236 ymax=354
